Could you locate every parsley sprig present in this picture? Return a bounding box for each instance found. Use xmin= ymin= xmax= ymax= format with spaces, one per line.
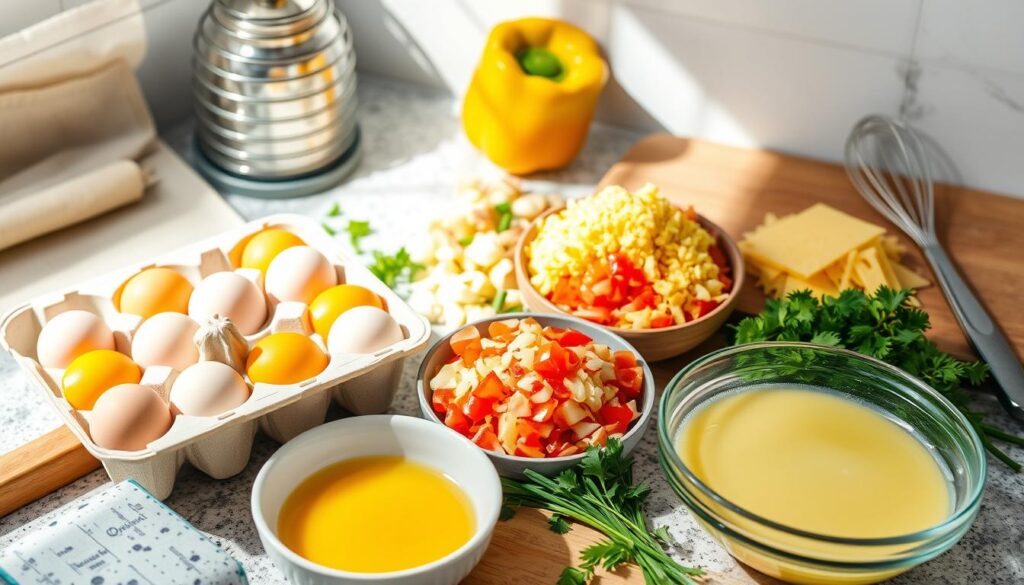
xmin=367 ymin=247 xmax=423 ymax=289
xmin=502 ymin=440 xmax=704 ymax=584
xmin=733 ymin=286 xmax=1024 ymax=470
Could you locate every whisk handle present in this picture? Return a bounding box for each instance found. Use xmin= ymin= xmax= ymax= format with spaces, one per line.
xmin=923 ymin=243 xmax=1024 ymax=419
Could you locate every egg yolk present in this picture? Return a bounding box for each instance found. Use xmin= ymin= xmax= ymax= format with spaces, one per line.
xmin=246 ymin=332 xmax=328 ymax=385
xmin=119 ymin=268 xmax=193 ymax=318
xmin=240 ymin=228 xmax=305 ymax=274
xmin=309 ymin=284 xmax=384 ymax=339
xmin=62 ymin=349 xmax=142 ymax=410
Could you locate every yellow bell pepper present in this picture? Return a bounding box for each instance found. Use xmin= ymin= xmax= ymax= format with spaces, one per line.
xmin=462 ymin=18 xmax=608 ymax=175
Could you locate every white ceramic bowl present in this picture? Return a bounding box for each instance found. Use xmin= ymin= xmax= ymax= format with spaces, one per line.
xmin=416 ymin=313 xmax=656 ymax=480
xmin=251 ymin=415 xmax=502 ymax=585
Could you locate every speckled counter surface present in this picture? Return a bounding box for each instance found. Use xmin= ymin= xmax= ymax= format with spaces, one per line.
xmin=2 ymin=74 xmax=1022 ymax=584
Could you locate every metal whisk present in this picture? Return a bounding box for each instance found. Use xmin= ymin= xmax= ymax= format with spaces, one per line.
xmin=845 ymin=115 xmax=1024 ymax=420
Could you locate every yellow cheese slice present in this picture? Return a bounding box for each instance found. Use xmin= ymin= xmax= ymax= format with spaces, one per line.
xmin=892 ymin=262 xmax=930 ymax=289
xmin=742 ymin=203 xmax=886 ymax=278
xmin=824 ymin=260 xmax=845 ymax=288
xmin=868 ymin=239 xmax=901 ymax=289
xmin=853 ymin=247 xmax=890 ymax=293
xmin=782 ymin=272 xmax=839 ymax=299
xmin=759 ymin=272 xmax=788 ymax=298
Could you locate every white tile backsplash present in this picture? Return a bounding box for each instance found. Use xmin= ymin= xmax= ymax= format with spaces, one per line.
xmin=608 ymin=4 xmax=906 ymax=160
xmin=0 ymin=0 xmax=61 ymax=39
xmin=624 ymin=0 xmax=923 ymax=56
xmin=133 ymin=0 xmax=207 ymax=130
xmin=906 ymin=65 xmax=1024 ymax=198
xmin=915 ymin=0 xmax=1024 ymax=75
xmin=2 ymin=0 xmax=1024 ymax=198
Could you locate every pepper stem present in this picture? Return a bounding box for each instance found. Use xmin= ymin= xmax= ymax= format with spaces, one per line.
xmin=517 ymin=47 xmax=565 ymax=81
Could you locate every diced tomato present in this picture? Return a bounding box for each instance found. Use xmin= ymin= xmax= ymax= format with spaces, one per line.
xmin=450 ymin=326 xmax=480 ymax=355
xmin=693 ymin=300 xmax=719 ymax=319
xmin=613 ymin=350 xmax=638 ymax=370
xmin=531 ymin=398 xmax=559 ymax=422
xmin=463 ymin=394 xmax=495 ymax=422
xmin=556 ymin=445 xmax=580 ymax=457
xmin=535 ymin=342 xmax=567 ymax=381
xmin=487 ymin=319 xmax=520 ymax=341
xmin=431 ymin=388 xmax=454 ymax=414
xmin=708 ymin=244 xmax=729 ymax=271
xmin=572 ymin=306 xmax=611 ymax=325
xmin=473 ymin=371 xmax=508 ymax=400
xmin=553 ymin=400 xmax=589 ymax=428
xmin=650 ymin=314 xmax=675 ymax=328
xmin=470 ymin=426 xmax=502 ymax=452
xmin=599 ymin=402 xmax=636 ymax=434
xmin=460 ymin=339 xmax=482 ymax=366
xmin=517 ymin=419 xmax=554 ymax=443
xmin=719 ymin=272 xmax=733 ymax=293
xmin=445 ymin=352 xmax=460 ymax=364
xmin=615 ymin=366 xmax=644 ymax=399
xmin=587 ymin=426 xmax=609 ymax=447
xmin=514 ymin=440 xmax=546 ymax=458
xmin=444 ymin=407 xmax=470 ymax=434
xmin=560 ymin=329 xmax=593 ymax=347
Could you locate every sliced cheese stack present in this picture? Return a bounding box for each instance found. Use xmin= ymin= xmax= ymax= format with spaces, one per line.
xmin=739 ymin=203 xmax=930 ymax=300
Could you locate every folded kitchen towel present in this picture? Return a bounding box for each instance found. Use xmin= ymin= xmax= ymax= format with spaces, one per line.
xmin=0 ymin=0 xmax=155 ymax=251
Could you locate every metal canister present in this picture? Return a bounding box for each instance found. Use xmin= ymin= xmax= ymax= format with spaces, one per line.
xmin=192 ymin=0 xmax=359 ymax=195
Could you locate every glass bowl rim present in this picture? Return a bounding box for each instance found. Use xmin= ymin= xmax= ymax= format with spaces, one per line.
xmin=658 ymin=341 xmax=987 ymax=547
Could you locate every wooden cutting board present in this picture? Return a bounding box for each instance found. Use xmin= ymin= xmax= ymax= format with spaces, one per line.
xmin=6 ymin=134 xmax=1024 ymax=585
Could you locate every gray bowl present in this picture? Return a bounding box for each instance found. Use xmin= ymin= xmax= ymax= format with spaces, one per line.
xmin=416 ymin=313 xmax=656 ymax=479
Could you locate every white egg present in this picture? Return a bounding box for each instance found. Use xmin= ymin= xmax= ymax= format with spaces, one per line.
xmin=264 ymin=246 xmax=337 ymax=304
xmin=188 ymin=272 xmax=267 ymax=335
xmin=170 ymin=361 xmax=251 ymax=417
xmin=131 ymin=312 xmax=199 ymax=370
xmin=327 ymin=306 xmax=404 ymax=354
xmin=36 ymin=310 xmax=116 ymax=368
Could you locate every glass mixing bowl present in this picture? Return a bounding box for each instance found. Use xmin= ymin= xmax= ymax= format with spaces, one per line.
xmin=658 ymin=342 xmax=986 ymax=585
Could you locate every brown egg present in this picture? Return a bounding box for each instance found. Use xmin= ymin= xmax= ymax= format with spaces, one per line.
xmin=89 ymin=384 xmax=172 ymax=451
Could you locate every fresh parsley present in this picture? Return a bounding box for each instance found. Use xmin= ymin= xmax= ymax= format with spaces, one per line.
xmin=733 ymin=286 xmax=1024 ymax=470
xmin=367 ymin=247 xmax=424 ymax=289
xmin=346 ymin=220 xmax=373 ymax=253
xmin=502 ymin=439 xmax=704 ymax=585
xmin=326 ymin=202 xmax=342 ymax=217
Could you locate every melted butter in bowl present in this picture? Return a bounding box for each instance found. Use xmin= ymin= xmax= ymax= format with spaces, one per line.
xmin=677 ymin=386 xmax=952 ymax=540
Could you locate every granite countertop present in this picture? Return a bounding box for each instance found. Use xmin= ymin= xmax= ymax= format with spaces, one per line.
xmin=2 ymin=74 xmax=1022 ymax=585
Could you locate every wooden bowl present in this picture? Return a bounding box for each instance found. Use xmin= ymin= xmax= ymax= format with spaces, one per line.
xmin=513 ymin=206 xmax=745 ymax=362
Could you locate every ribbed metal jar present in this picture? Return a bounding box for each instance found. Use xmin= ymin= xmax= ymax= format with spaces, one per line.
xmin=192 ymin=0 xmax=358 ymax=181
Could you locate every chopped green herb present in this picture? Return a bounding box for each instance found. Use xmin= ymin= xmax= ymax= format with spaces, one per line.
xmin=495 ymin=202 xmax=513 ymax=233
xmin=497 ymin=212 xmax=513 ymax=233
xmin=326 ymin=202 xmax=342 ymax=217
xmin=733 ymin=286 xmax=1024 ymax=471
xmin=367 ymin=247 xmax=424 ymax=289
xmin=321 ymin=222 xmax=337 ymax=236
xmin=458 ymin=234 xmax=475 ymax=247
xmin=491 ymin=290 xmax=508 ymax=312
xmin=346 ymin=220 xmax=373 ymax=253
xmin=503 ymin=439 xmax=704 ymax=584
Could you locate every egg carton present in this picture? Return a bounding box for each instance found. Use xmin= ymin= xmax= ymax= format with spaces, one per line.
xmin=0 ymin=214 xmax=430 ymax=499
